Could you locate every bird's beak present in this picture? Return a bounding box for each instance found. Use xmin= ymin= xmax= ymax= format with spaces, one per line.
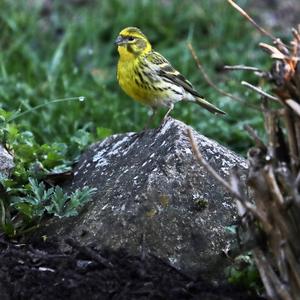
xmin=115 ymin=35 xmax=124 ymax=46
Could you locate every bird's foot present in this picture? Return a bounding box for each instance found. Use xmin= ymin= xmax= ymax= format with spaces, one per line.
xmin=131 ymin=130 xmax=146 ymax=140
xmin=157 ymin=115 xmax=172 ymax=132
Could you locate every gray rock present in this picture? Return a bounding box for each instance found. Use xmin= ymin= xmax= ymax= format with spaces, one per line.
xmin=0 ymin=145 xmax=14 ymax=180
xmin=40 ymin=118 xmax=247 ymax=279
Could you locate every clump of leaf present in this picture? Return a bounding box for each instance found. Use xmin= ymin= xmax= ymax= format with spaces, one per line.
xmin=0 ymin=109 xmax=96 ymax=237
xmin=225 ymin=253 xmax=262 ymax=293
xmin=12 ymin=177 xmax=96 ymax=220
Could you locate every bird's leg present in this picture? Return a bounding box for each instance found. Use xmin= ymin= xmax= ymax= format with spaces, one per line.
xmin=143 ymin=107 xmax=157 ymax=130
xmin=160 ymin=103 xmax=174 ymax=127
xmin=130 ymin=108 xmax=156 ymax=142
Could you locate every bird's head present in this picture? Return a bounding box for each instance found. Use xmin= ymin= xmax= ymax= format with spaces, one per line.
xmin=115 ymin=27 xmax=152 ymax=59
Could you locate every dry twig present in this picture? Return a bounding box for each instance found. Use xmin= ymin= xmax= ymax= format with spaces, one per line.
xmin=241 ymin=81 xmax=279 ymax=102
xmin=227 ymin=0 xmax=278 ymax=42
xmin=187 ymin=128 xmax=243 ymax=200
xmin=244 ymin=125 xmax=267 ymax=150
xmin=187 ymin=43 xmax=260 ymax=111
xmin=224 ymin=65 xmax=262 ymax=72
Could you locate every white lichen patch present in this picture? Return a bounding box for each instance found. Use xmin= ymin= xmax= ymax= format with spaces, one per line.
xmin=78 ymin=160 xmax=87 ymax=170
xmin=168 ymin=256 xmax=179 ymax=266
xmin=141 ymin=161 xmax=148 ymax=167
xmin=92 ymin=148 xmax=107 ymax=163
xmin=101 ymin=203 xmax=109 ymax=210
xmin=184 ymin=147 xmax=192 ymax=155
xmin=222 ymin=201 xmax=232 ymax=209
xmin=95 ymin=156 xmax=109 ymax=168
xmin=192 ymin=192 xmax=200 ymax=200
xmin=109 ymin=136 xmax=131 ymax=155
xmin=93 ymin=135 xmax=133 ymax=168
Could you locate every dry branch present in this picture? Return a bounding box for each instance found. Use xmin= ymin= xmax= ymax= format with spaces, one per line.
xmin=187 ymin=128 xmax=243 ymax=201
xmin=241 ymin=81 xmax=279 ymax=102
xmin=187 ymin=43 xmax=260 ymax=111
xmin=227 ymin=0 xmax=281 ymax=43
xmin=224 ymin=65 xmax=262 ymax=72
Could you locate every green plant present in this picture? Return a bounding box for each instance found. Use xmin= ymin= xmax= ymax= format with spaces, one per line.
xmin=0 ymin=106 xmax=96 ymax=237
xmin=12 ymin=178 xmax=96 ymax=219
xmin=225 ymin=253 xmax=262 ymax=292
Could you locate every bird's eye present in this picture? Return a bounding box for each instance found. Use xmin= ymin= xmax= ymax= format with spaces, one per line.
xmin=128 ymin=36 xmax=135 ymax=42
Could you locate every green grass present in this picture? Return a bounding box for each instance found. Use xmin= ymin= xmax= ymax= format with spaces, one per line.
xmin=0 ymin=0 xmax=283 ymax=155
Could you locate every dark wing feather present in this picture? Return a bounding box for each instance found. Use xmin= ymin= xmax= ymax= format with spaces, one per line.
xmin=144 ymin=51 xmax=226 ymax=115
xmin=146 ymin=51 xmax=203 ymax=98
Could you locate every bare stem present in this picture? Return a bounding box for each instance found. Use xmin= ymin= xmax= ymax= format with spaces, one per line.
xmin=227 ymin=0 xmax=279 ymax=42
xmin=224 ymin=65 xmax=262 ymax=72
xmin=244 ymin=125 xmax=267 ymax=150
xmin=241 ymin=81 xmax=279 ymax=101
xmin=187 ymin=43 xmax=260 ymax=111
xmin=187 ymin=128 xmax=243 ymax=201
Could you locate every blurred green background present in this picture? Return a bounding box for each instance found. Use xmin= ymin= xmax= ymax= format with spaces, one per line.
xmin=0 ymin=0 xmax=289 ymax=158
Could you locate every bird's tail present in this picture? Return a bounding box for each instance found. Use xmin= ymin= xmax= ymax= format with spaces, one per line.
xmin=195 ymin=97 xmax=226 ymax=115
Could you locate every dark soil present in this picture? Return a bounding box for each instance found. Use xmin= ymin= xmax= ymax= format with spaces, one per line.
xmin=0 ymin=237 xmax=264 ymax=300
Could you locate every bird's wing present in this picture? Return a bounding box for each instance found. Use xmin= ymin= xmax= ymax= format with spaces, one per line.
xmin=145 ymin=51 xmax=203 ymax=98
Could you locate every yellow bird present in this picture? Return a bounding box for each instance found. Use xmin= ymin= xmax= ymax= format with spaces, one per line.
xmin=115 ymin=27 xmax=225 ymax=124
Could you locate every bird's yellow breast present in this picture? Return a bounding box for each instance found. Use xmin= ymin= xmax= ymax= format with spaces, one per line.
xmin=117 ymin=56 xmax=157 ymax=106
xmin=117 ymin=60 xmax=154 ymax=106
